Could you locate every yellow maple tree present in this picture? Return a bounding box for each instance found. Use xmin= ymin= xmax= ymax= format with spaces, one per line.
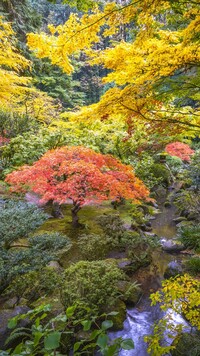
xmin=0 ymin=18 xmax=60 ymax=124
xmin=27 ymin=0 xmax=200 ymax=135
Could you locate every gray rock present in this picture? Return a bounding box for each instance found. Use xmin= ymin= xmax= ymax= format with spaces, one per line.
xmin=176 ymin=221 xmax=193 ymax=228
xmin=161 ymin=238 xmax=185 ymax=253
xmin=2 ymin=297 xmax=18 ymax=309
xmin=0 ymin=306 xmax=30 ymax=349
xmin=164 ymin=261 xmax=183 ymax=279
xmin=173 ymin=217 xmax=187 ymax=223
xmin=47 ymin=261 xmax=62 ymax=271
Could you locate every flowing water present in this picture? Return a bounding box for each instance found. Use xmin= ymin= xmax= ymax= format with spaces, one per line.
xmin=110 ymin=197 xmax=189 ymax=355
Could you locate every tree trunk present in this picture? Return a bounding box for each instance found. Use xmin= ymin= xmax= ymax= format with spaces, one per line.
xmin=71 ymin=202 xmax=81 ymax=228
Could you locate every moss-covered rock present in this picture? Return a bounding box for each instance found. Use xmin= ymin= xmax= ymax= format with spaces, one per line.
xmin=107 ymin=299 xmax=126 ymax=330
xmin=117 ymin=280 xmax=142 ymax=306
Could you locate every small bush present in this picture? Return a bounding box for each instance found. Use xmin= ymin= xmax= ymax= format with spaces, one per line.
xmin=61 ymin=260 xmax=127 ymax=316
xmin=149 ymin=163 xmax=171 ymax=187
xmin=166 ymin=155 xmax=183 ymax=176
xmin=134 ymin=153 xmax=163 ymax=189
xmin=77 ymin=234 xmax=108 ymax=260
xmin=0 ymin=201 xmax=48 ymax=249
xmin=4 ymin=268 xmax=61 ymax=301
xmin=29 ymin=232 xmax=71 ymax=252
xmin=165 ymin=142 xmax=194 ymax=162
xmin=185 ymin=257 xmax=200 ymax=275
xmin=178 ymin=225 xmax=200 ymax=251
xmin=174 ymin=191 xmax=200 ymax=221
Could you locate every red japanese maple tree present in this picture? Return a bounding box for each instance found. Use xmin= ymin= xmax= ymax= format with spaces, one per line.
xmin=165 ymin=142 xmax=194 ymax=162
xmin=5 ymin=146 xmax=149 ymax=227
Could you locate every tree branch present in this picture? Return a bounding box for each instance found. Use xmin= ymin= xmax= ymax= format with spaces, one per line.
xmin=120 ymin=102 xmax=200 ymax=130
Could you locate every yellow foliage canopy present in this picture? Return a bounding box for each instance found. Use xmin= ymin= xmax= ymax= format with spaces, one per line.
xmin=27 ymin=1 xmax=200 ymax=134
xmin=0 ymin=18 xmax=60 ymax=123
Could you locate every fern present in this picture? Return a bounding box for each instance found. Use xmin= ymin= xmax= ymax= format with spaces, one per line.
xmin=5 ymin=331 xmax=30 ymax=346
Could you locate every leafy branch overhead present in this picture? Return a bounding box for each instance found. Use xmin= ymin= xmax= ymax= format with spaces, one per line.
xmin=27 ymin=0 xmax=200 ymax=135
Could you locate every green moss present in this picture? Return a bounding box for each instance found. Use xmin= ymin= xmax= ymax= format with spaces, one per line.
xmin=108 ymin=299 xmax=126 ymax=330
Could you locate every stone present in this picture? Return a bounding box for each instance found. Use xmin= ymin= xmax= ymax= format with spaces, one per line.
xmin=47 ymin=261 xmax=62 ymax=271
xmin=164 ymin=201 xmax=172 ymax=208
xmin=0 ymin=306 xmax=30 ymax=350
xmin=3 ymin=297 xmax=18 ymax=309
xmin=117 ymin=280 xmax=142 ymax=306
xmin=164 ymin=261 xmax=183 ymax=279
xmin=176 ymin=221 xmax=193 ymax=228
xmin=161 ymin=238 xmax=185 ymax=253
xmin=173 ymin=217 xmax=187 ymax=223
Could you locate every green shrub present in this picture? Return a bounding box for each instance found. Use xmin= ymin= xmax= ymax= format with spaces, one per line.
xmin=0 ymin=232 xmax=71 ymax=293
xmin=166 ymin=155 xmax=183 ymax=176
xmin=178 ymin=225 xmax=200 ymax=251
xmin=174 ymin=190 xmax=200 ymax=221
xmin=134 ymin=153 xmax=164 ymax=189
xmin=61 ymin=260 xmax=127 ymax=316
xmin=0 ymin=110 xmax=39 ymax=139
xmin=98 ymin=214 xmax=124 ymax=238
xmin=29 ymin=232 xmax=71 ymax=252
xmin=4 ymin=268 xmax=62 ymax=302
xmin=130 ymin=204 xmax=146 ymax=226
xmin=77 ymin=234 xmax=108 ymax=260
xmin=149 ymin=163 xmax=171 ymax=187
xmin=187 ymin=150 xmax=200 ymax=191
xmin=1 ymin=129 xmax=66 ymax=173
xmin=0 ymin=201 xmax=48 ymax=249
xmin=185 ymin=257 xmax=200 ymax=275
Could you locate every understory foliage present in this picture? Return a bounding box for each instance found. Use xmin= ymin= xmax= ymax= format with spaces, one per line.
xmin=178 ymin=225 xmax=200 ymax=252
xmin=0 ymin=304 xmax=134 ymax=356
xmin=0 ymin=231 xmax=71 ymax=295
xmin=1 ymin=129 xmax=66 ymax=173
xmin=174 ymin=190 xmax=200 ymax=222
xmin=0 ymin=200 xmax=48 ymax=249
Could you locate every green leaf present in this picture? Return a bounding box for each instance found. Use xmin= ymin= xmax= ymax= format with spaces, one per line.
xmin=107 ymin=311 xmax=119 ymax=316
xmin=44 ymin=331 xmax=61 ymax=350
xmin=33 ymin=331 xmax=43 ymax=347
xmin=81 ymin=320 xmax=92 ymax=331
xmin=101 ymin=320 xmax=113 ymax=330
xmin=106 ymin=344 xmax=119 ymax=356
xmin=7 ymin=317 xmax=18 ymax=329
xmin=73 ymin=341 xmax=82 ymax=352
xmin=121 ymin=338 xmax=134 ymax=350
xmin=89 ymin=329 xmax=101 ymax=341
xmin=96 ymin=334 xmax=109 ymax=349
xmin=66 ymin=305 xmax=76 ymax=318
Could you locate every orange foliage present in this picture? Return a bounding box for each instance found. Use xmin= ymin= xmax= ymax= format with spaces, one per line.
xmin=165 ymin=142 xmax=194 ymax=162
xmin=5 ymin=146 xmax=149 ymax=206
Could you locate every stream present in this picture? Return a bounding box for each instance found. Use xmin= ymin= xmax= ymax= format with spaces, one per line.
xmin=110 ymin=196 xmax=189 ymax=355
